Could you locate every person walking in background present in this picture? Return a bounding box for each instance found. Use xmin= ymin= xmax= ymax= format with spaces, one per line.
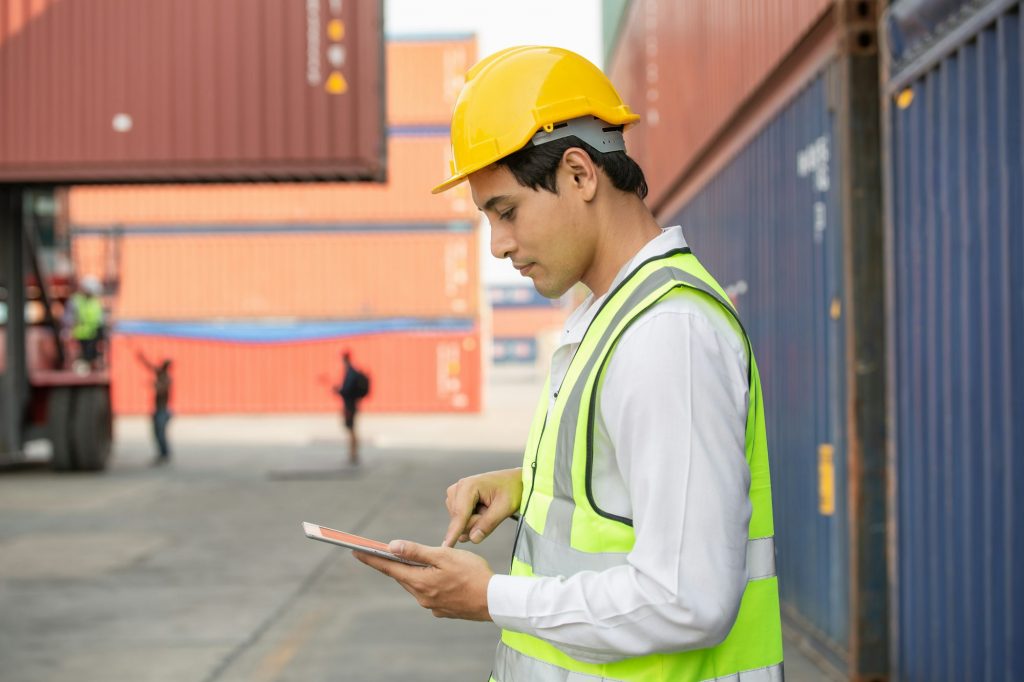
xmin=135 ymin=351 xmax=173 ymax=465
xmin=65 ymin=275 xmax=105 ymax=374
xmin=334 ymin=351 xmax=370 ymax=467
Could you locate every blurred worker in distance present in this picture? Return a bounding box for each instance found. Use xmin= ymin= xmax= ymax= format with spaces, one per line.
xmin=355 ymin=46 xmax=783 ymax=681
xmin=333 ymin=350 xmax=370 ymax=467
xmin=65 ymin=275 xmax=105 ymax=374
xmin=135 ymin=351 xmax=173 ymax=465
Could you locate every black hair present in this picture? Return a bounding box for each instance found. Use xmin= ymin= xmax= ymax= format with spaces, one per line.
xmin=496 ymin=135 xmax=648 ymax=199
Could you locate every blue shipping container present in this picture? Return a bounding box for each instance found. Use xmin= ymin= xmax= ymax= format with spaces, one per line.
xmin=666 ymin=69 xmax=851 ymax=664
xmin=885 ymin=2 xmax=1024 ymax=680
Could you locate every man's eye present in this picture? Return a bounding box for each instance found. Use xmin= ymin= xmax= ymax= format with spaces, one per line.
xmin=500 ymin=208 xmax=515 ymax=221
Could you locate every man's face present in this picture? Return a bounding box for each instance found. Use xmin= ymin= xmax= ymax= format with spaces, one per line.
xmin=469 ymin=163 xmax=593 ymax=299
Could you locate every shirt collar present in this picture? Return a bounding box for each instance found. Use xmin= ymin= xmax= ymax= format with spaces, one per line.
xmin=561 ymin=225 xmax=688 ymax=344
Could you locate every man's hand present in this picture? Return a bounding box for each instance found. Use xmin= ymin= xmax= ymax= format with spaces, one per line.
xmin=443 ymin=468 xmax=523 ymax=548
xmin=355 ymin=541 xmax=493 ymax=621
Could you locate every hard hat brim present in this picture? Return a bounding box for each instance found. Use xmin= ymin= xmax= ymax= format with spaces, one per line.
xmin=432 ymin=173 xmax=468 ymax=194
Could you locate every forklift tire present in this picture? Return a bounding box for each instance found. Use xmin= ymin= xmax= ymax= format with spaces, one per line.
xmin=70 ymin=386 xmax=112 ymax=471
xmin=48 ymin=388 xmax=76 ymax=471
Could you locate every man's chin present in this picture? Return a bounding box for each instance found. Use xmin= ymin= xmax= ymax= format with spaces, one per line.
xmin=531 ymin=280 xmax=570 ymax=300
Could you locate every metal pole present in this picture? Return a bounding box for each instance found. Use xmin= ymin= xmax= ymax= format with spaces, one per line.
xmin=837 ymin=1 xmax=890 ymax=679
xmin=0 ymin=187 xmax=28 ymax=462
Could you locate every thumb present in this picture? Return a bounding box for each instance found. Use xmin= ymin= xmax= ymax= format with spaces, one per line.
xmin=388 ymin=540 xmax=442 ymax=566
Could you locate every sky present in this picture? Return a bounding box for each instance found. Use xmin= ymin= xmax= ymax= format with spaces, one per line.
xmin=384 ymin=0 xmax=605 ymax=286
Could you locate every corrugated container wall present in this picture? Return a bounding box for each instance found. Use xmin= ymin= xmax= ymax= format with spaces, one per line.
xmin=111 ymin=328 xmax=481 ymax=414
xmin=609 ymin=0 xmax=832 ymax=210
xmin=0 ymin=0 xmax=385 ymax=182
xmin=67 ymin=135 xmax=473 ymax=225
xmin=667 ymin=68 xmax=851 ymax=663
xmin=73 ymin=226 xmax=477 ymax=320
xmin=884 ymin=2 xmax=1024 ymax=679
xmin=386 ymin=37 xmax=474 ymax=126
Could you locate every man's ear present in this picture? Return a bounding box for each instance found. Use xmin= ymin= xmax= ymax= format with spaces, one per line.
xmin=561 ymin=147 xmax=598 ymax=201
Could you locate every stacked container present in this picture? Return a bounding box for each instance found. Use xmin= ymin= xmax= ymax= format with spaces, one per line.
xmin=70 ymin=36 xmax=482 ymax=415
xmin=609 ymin=0 xmax=1023 ymax=678
xmin=489 ymin=285 xmax=569 ymax=366
xmin=883 ymin=1 xmax=1023 ymax=678
xmin=609 ymin=0 xmax=885 ymax=677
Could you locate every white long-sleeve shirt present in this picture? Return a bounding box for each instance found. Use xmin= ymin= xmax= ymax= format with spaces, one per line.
xmin=487 ymin=226 xmax=753 ymax=662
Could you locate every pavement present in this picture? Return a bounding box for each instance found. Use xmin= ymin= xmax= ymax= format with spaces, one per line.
xmin=0 ymin=367 xmax=837 ymax=681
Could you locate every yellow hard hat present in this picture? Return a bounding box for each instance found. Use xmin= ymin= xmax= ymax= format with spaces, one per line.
xmin=432 ymin=46 xmax=640 ymax=194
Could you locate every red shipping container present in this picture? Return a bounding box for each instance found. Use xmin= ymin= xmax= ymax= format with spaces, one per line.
xmin=0 ymin=0 xmax=385 ymax=183
xmin=73 ymin=228 xmax=479 ymax=320
xmin=110 ymin=329 xmax=481 ymax=415
xmin=609 ymin=0 xmax=832 ymax=210
xmin=67 ymin=136 xmax=474 ymax=225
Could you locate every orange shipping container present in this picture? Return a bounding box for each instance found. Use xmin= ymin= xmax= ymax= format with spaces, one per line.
xmin=491 ymin=307 xmax=567 ymax=339
xmin=67 ymin=136 xmax=475 ymax=226
xmin=387 ymin=37 xmax=475 ymax=126
xmin=110 ymin=329 xmax=481 ymax=415
xmin=74 ymin=227 xmax=478 ymax=320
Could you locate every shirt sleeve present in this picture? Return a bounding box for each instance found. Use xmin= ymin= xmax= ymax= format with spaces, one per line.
xmin=487 ymin=303 xmax=753 ymax=662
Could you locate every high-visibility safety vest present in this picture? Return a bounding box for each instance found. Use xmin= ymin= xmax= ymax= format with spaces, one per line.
xmin=491 ymin=248 xmax=783 ymax=682
xmin=71 ymin=293 xmax=103 ymax=341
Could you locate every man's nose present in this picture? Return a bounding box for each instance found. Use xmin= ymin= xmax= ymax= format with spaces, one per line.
xmin=490 ymin=224 xmax=515 ymax=260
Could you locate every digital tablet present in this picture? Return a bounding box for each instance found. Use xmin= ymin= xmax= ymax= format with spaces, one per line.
xmin=302 ymin=522 xmax=428 ymax=567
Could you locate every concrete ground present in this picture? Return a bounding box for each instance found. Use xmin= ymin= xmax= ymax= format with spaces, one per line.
xmin=0 ymin=367 xmax=837 ymax=681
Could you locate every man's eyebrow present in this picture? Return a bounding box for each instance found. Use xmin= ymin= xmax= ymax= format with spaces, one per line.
xmin=480 ymin=194 xmax=512 ymax=212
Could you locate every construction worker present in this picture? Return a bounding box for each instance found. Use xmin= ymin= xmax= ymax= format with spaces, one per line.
xmin=356 ymin=46 xmax=783 ymax=681
xmin=66 ymin=275 xmax=105 ymax=373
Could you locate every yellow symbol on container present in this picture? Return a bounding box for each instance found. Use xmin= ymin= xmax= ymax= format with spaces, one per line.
xmin=830 ymin=297 xmax=842 ymax=320
xmin=325 ymin=71 xmax=348 ymax=94
xmin=818 ymin=443 xmax=835 ymax=516
xmin=896 ymin=88 xmax=914 ymax=110
xmin=328 ymin=19 xmax=345 ymax=42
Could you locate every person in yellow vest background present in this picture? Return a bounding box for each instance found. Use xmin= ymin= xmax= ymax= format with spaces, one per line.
xmin=356 ymin=46 xmax=784 ymax=681
xmin=65 ymin=275 xmax=105 ymax=374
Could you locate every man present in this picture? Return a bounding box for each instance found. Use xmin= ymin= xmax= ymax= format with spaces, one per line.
xmin=135 ymin=351 xmax=173 ymax=465
xmin=66 ymin=276 xmax=104 ymax=373
xmin=335 ymin=351 xmax=367 ymax=466
xmin=356 ymin=46 xmax=783 ymax=681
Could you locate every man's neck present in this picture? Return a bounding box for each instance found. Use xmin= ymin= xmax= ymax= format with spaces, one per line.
xmin=582 ymin=198 xmax=662 ymax=298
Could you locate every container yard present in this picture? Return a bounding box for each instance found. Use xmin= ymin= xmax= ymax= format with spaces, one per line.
xmin=1 ymin=1 xmax=1021 ymax=680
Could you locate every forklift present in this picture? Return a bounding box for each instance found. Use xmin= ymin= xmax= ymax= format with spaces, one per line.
xmin=0 ymin=186 xmax=113 ymax=470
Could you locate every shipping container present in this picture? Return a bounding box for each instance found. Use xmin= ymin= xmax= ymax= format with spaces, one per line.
xmin=491 ymin=308 xmax=566 ymax=339
xmin=110 ymin=324 xmax=481 ymax=415
xmin=67 ymin=134 xmax=474 ymax=225
xmin=669 ymin=67 xmax=852 ymax=672
xmin=612 ymin=1 xmax=888 ymax=676
xmin=386 ymin=36 xmax=475 ymax=126
xmin=73 ymin=225 xmax=477 ymax=320
xmin=0 ymin=0 xmax=385 ymax=183
xmin=882 ymin=1 xmax=1024 ymax=679
xmin=608 ymin=0 xmax=833 ymax=210
xmin=492 ymin=338 xmax=538 ymax=365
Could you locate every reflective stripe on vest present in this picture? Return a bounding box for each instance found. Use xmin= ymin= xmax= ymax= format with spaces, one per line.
xmin=496 ymin=250 xmax=783 ymax=682
xmin=513 ymin=521 xmax=777 ymax=582
xmin=492 ymin=644 xmax=786 ymax=682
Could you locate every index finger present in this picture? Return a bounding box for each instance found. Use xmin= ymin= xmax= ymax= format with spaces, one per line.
xmin=442 ymin=486 xmax=479 ymax=547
